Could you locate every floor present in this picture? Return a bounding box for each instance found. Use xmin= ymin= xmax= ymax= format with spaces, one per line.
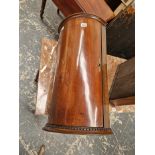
xmin=19 ymin=0 xmax=135 ymax=154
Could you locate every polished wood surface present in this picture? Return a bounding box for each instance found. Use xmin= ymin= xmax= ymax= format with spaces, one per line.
xmin=75 ymin=0 xmax=115 ymax=22
xmin=35 ymin=40 xmax=128 ymax=115
xmin=110 ymin=57 xmax=135 ymax=101
xmin=50 ymin=0 xmax=114 ymax=22
xmin=52 ymin=0 xmax=82 ymax=16
xmin=50 ymin=14 xmax=104 ymax=127
xmin=44 ymin=13 xmax=112 ymax=134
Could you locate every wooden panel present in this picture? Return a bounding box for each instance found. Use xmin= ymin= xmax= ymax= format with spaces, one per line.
xmin=107 ymin=2 xmax=135 ymax=59
xmin=49 ymin=17 xmax=104 ymax=127
xmin=110 ymin=96 xmax=135 ymax=106
xmin=77 ymin=0 xmax=115 ymax=22
xmin=52 ymin=0 xmax=82 ymax=16
xmin=44 ymin=13 xmax=112 ymax=134
xmin=52 ymin=0 xmax=114 ymax=22
xmin=110 ymin=57 xmax=135 ymax=100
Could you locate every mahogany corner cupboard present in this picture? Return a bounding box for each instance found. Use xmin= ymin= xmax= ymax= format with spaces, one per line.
xmin=43 ymin=13 xmax=112 ymax=134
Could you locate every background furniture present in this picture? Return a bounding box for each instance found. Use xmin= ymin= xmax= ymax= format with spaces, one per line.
xmin=110 ymin=57 xmax=135 ymax=106
xmin=40 ymin=0 xmax=115 ymax=22
xmin=106 ymin=2 xmax=135 ymax=59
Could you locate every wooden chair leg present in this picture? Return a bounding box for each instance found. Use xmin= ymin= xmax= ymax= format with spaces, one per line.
xmin=34 ymin=70 xmax=39 ymax=83
xmin=40 ymin=0 xmax=47 ymax=19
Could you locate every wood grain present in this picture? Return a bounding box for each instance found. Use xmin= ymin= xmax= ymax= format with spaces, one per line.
xmin=52 ymin=0 xmax=114 ymax=22
xmin=44 ymin=13 xmax=112 ymax=134
xmin=110 ymin=57 xmax=135 ymax=101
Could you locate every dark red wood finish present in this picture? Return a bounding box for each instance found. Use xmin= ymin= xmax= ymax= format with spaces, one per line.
xmin=40 ymin=0 xmax=114 ymax=22
xmin=44 ymin=13 xmax=112 ymax=134
xmin=52 ymin=0 xmax=114 ymax=22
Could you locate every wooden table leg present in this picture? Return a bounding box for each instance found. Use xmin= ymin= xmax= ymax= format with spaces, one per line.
xmin=40 ymin=0 xmax=47 ymax=19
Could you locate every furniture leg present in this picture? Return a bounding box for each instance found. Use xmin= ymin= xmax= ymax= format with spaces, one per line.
xmin=40 ymin=0 xmax=47 ymax=19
